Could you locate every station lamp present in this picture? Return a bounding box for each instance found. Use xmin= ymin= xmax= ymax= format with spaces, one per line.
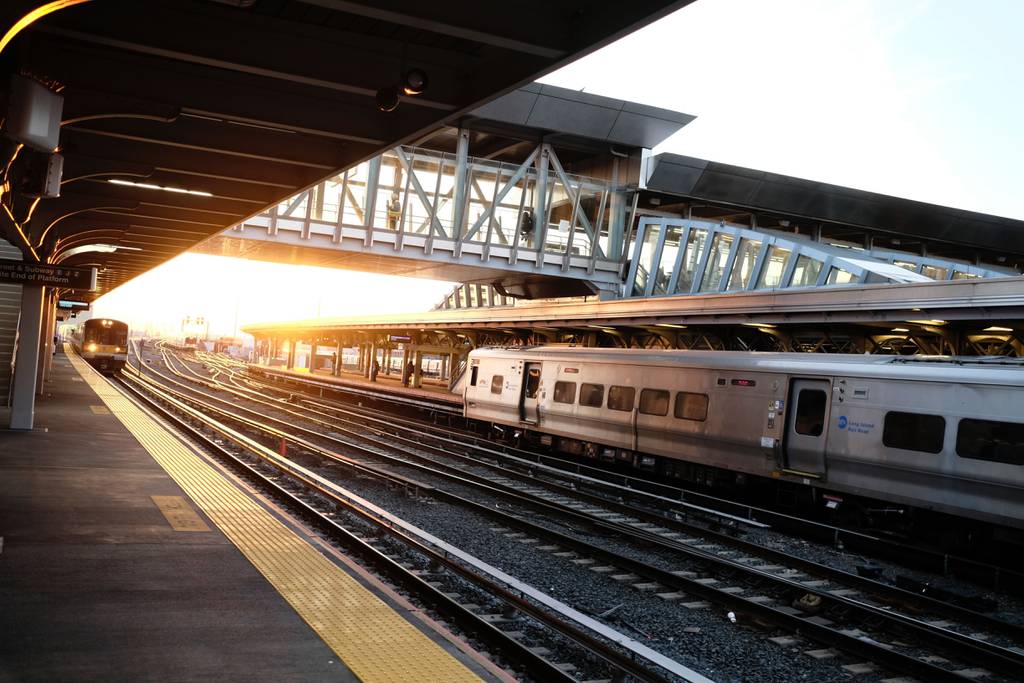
xmin=376 ymin=68 xmax=429 ymax=112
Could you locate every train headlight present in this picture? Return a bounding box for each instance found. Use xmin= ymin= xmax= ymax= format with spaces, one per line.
xmin=86 ymin=343 xmax=97 ymax=352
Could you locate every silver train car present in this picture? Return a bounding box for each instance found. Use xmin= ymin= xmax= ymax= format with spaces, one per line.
xmin=464 ymin=347 xmax=1024 ymax=532
xmin=70 ymin=318 xmax=129 ymax=373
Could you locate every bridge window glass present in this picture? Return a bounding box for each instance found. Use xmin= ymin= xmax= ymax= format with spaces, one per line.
xmin=490 ymin=375 xmax=504 ymax=394
xmin=608 ymin=386 xmax=636 ymax=411
xmin=553 ymin=381 xmax=577 ymax=404
xmin=921 ymin=265 xmax=949 ymax=280
xmin=826 ymin=267 xmax=855 ymax=285
xmin=675 ymin=228 xmax=708 ymax=293
xmin=794 ymin=389 xmax=827 ymax=436
xmin=953 ymin=271 xmax=981 ymax=280
xmin=956 ymin=419 xmax=1024 ymax=465
xmin=883 ymin=411 xmax=945 ymax=453
xmin=790 ymin=255 xmax=823 ymax=286
xmin=699 ymin=233 xmax=735 ymax=292
xmin=470 ymin=366 xmax=479 ymax=386
xmin=674 ymin=392 xmax=708 ymax=421
xmin=726 ymin=238 xmax=762 ymax=291
xmin=651 ymin=224 xmax=683 ymax=295
xmin=632 ymin=221 xmax=662 ymax=296
xmin=893 ymin=260 xmax=918 ymax=272
xmin=756 ymin=245 xmax=792 ymax=289
xmin=579 ymin=383 xmax=604 ymax=408
xmin=639 ymin=389 xmax=670 ymax=416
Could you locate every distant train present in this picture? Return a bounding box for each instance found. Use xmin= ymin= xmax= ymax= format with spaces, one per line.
xmin=464 ymin=347 xmax=1024 ymax=535
xmin=70 ymin=318 xmax=129 ymax=373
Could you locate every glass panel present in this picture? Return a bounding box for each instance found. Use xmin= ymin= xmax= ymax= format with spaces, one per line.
xmin=553 ymin=381 xmax=577 ymax=404
xmin=825 ymin=267 xmax=856 ymax=285
xmin=674 ymin=228 xmax=708 ymax=293
xmin=524 ymin=367 xmax=541 ymax=398
xmin=490 ymin=375 xmax=504 ymax=394
xmin=632 ymin=222 xmax=662 ymax=296
xmin=789 ymin=254 xmax=823 ymax=286
xmin=794 ymin=389 xmax=826 ymax=436
xmin=342 ymin=162 xmax=370 ymax=225
xmin=699 ymin=232 xmax=735 ymax=292
xmin=957 ymin=419 xmax=1024 ymax=465
xmin=920 ymin=264 xmax=949 ymax=280
xmin=580 ymin=383 xmax=604 ymax=407
xmin=756 ymin=245 xmax=792 ymax=288
xmin=544 ymin=178 xmax=570 ymax=254
xmin=651 ymin=224 xmax=682 ymax=295
xmin=608 ymin=385 xmax=636 ymax=411
xmin=953 ymin=270 xmax=981 ymax=280
xmin=674 ymin=392 xmax=708 ymax=421
xmin=883 ymin=411 xmax=945 ymax=453
xmin=726 ymin=238 xmax=762 ymax=291
xmin=639 ymin=389 xmax=670 ymax=416
xmin=893 ymin=260 xmax=918 ymax=272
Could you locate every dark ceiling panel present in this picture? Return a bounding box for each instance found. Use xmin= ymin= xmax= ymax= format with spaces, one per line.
xmin=1 ymin=0 xmax=693 ymax=300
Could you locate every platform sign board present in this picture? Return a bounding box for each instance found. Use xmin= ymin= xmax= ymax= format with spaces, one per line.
xmin=389 ymin=334 xmax=412 ymax=343
xmin=0 ymin=259 xmax=97 ymax=290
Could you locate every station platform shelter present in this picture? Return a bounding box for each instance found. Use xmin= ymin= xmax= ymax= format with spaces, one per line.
xmin=0 ymin=1 xmax=688 ymax=677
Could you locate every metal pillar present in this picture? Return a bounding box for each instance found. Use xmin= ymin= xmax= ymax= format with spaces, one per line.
xmin=412 ymin=349 xmax=423 ymax=388
xmin=452 ymin=129 xmax=470 ymax=250
xmin=534 ymin=145 xmax=549 ymax=251
xmin=333 ymin=340 xmax=343 ymax=376
xmin=609 ymin=158 xmax=627 ymax=260
xmin=368 ymin=342 xmax=377 ymax=380
xmin=10 ymin=285 xmax=45 ymax=430
xmin=286 ymin=339 xmax=296 ymax=370
xmin=40 ymin=293 xmax=56 ymax=390
xmin=365 ymin=156 xmax=381 ymax=229
xmin=309 ymin=340 xmax=318 ymax=371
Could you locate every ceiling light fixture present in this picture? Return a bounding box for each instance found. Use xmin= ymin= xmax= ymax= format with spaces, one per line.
xmin=108 ymin=178 xmax=212 ymax=197
xmin=891 ymin=328 xmax=910 ymax=333
xmin=401 ymin=68 xmax=428 ymax=96
xmin=983 ymin=326 xmax=1013 ymax=332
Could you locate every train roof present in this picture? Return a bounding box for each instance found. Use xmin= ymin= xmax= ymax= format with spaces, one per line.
xmin=470 ymin=346 xmax=1024 ymax=386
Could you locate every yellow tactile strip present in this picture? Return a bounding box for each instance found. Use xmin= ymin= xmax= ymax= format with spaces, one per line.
xmin=69 ymin=354 xmax=480 ymax=682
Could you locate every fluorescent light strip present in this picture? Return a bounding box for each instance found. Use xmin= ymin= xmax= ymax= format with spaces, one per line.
xmin=109 ymin=178 xmax=212 ymax=197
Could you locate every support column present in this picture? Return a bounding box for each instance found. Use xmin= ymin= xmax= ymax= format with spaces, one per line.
xmin=533 ymin=145 xmax=549 ymax=252
xmin=412 ymin=349 xmax=423 ymax=389
xmin=452 ymin=128 xmax=470 ymax=250
xmin=40 ymin=292 xmax=57 ymax=390
xmin=10 ymin=285 xmax=45 ymax=430
xmin=286 ymin=339 xmax=296 ymax=370
xmin=309 ymin=339 xmax=318 ymax=372
xmin=333 ymin=339 xmax=343 ymax=377
xmin=368 ymin=342 xmax=378 ymax=381
xmin=365 ymin=156 xmax=381 ymax=228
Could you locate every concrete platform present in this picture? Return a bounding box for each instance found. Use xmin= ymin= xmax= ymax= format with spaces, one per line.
xmin=0 ymin=351 xmax=488 ymax=681
xmin=254 ymin=364 xmax=464 ymax=407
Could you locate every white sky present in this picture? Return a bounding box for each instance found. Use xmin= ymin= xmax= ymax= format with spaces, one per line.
xmin=92 ymin=0 xmax=1023 ymax=335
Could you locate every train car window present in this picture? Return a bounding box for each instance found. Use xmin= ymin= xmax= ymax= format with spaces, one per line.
xmin=470 ymin=366 xmax=479 ymax=386
xmin=794 ymin=389 xmax=827 ymax=436
xmin=579 ymin=383 xmax=604 ymax=408
xmin=882 ymin=411 xmax=945 ymax=453
xmin=553 ymin=381 xmax=576 ymax=404
xmin=639 ymin=389 xmax=670 ymax=416
xmin=674 ymin=392 xmax=709 ymax=421
xmin=608 ymin=386 xmax=636 ymax=412
xmin=956 ymin=419 xmax=1024 ymax=465
xmin=525 ymin=367 xmax=541 ymax=398
xmin=490 ymin=375 xmax=504 ymax=394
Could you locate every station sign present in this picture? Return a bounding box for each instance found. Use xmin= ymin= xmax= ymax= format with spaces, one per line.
xmin=58 ymin=299 xmax=90 ymax=310
xmin=389 ymin=334 xmax=412 ymax=343
xmin=0 ymin=259 xmax=97 ymax=290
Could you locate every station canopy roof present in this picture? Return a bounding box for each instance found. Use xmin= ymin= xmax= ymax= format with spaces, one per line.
xmin=1 ymin=0 xmax=691 ymax=300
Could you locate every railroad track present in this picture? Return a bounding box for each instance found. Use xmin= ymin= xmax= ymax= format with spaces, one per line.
xmin=229 ymin=349 xmax=1024 ymax=591
xmin=118 ymin=353 xmax=692 ymax=683
xmin=134 ymin=345 xmax=1024 ymax=682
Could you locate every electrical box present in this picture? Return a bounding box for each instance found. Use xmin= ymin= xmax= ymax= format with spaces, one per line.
xmin=6 ymin=75 xmax=63 ymax=152
xmin=17 ymin=149 xmax=63 ymax=198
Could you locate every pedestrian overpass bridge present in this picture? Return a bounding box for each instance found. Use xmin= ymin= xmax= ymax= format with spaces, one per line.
xmin=195 ymin=85 xmax=1021 ymax=302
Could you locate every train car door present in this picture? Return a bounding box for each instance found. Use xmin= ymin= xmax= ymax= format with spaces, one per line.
xmin=784 ymin=379 xmax=830 ymax=475
xmin=519 ymin=362 xmax=542 ymax=424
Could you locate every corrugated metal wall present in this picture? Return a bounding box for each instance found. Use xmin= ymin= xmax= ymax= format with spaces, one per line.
xmin=0 ymin=238 xmax=23 ymax=405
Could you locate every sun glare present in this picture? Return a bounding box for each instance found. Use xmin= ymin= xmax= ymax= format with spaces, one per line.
xmin=90 ymin=253 xmax=455 ymax=339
